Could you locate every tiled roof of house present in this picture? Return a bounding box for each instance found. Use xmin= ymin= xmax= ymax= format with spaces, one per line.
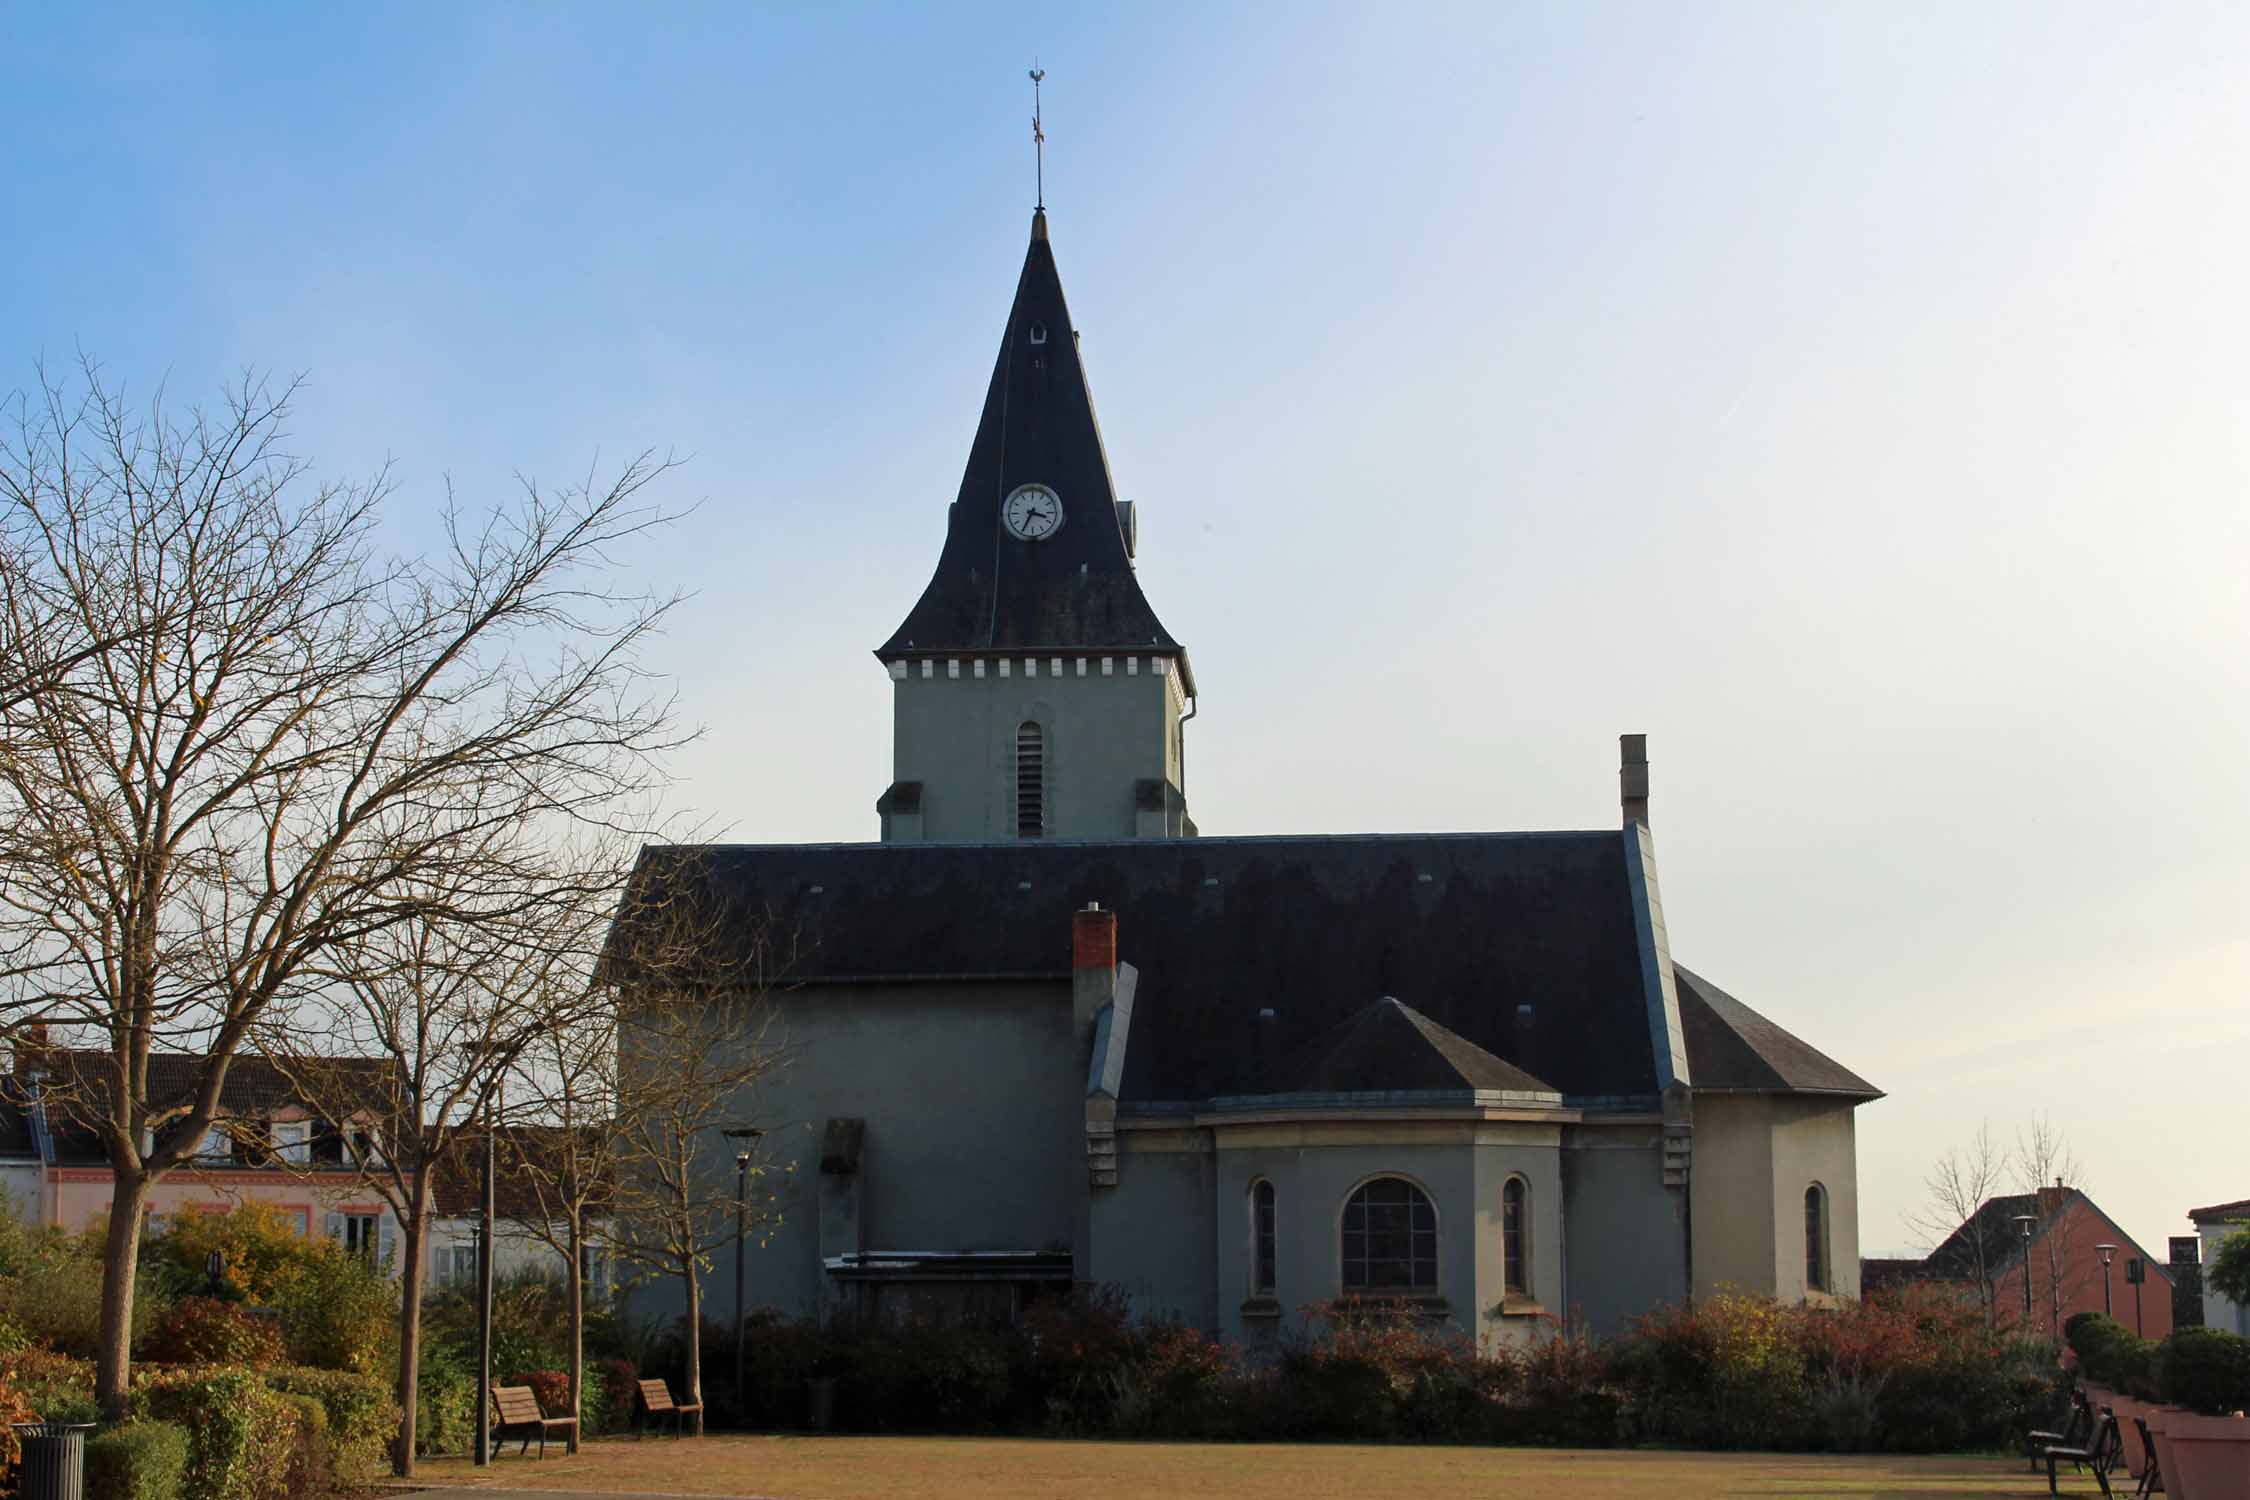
xmin=2189 ymin=1198 xmax=2250 ymax=1222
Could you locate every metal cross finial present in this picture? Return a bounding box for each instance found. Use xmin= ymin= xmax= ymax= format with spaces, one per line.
xmin=1029 ymin=65 xmax=1047 ymax=211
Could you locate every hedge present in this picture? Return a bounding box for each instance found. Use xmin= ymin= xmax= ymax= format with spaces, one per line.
xmin=2159 ymin=1326 xmax=2250 ymax=1415
xmin=262 ymin=1367 xmax=396 ymax=1485
xmin=85 ymin=1421 xmax=190 ymax=1500
xmin=131 ymin=1368 xmax=295 ymax=1500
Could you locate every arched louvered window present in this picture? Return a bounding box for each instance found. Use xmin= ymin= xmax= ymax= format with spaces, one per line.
xmin=1341 ymin=1176 xmax=1437 ymax=1293
xmin=1502 ymin=1176 xmax=1529 ymax=1295
xmin=1250 ymin=1179 xmax=1277 ymax=1295
xmin=1805 ymin=1183 xmax=1829 ymax=1293
xmin=1015 ymin=721 xmax=1046 ymax=838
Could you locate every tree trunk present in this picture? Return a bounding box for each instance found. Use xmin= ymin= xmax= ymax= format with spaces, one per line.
xmin=393 ymin=1203 xmax=426 ymax=1477
xmin=682 ymin=1256 xmax=704 ymax=1437
xmin=95 ymin=1171 xmax=153 ymax=1420
xmin=566 ymin=1216 xmax=584 ymax=1454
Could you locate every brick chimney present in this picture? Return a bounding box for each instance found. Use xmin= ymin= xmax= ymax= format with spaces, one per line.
xmin=1620 ymin=734 xmax=1650 ymax=828
xmin=1072 ymin=903 xmax=1118 ymax=1034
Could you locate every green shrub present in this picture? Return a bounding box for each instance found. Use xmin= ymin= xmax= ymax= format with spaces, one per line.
xmin=142 ymin=1299 xmax=285 ymax=1370
xmin=132 ymin=1368 xmax=293 ymax=1500
xmin=272 ymin=1247 xmax=394 ymax=1375
xmin=85 ymin=1421 xmax=190 ymax=1500
xmin=263 ymin=1367 xmax=397 ymax=1485
xmin=414 ymin=1340 xmax=477 ymax=1457
xmin=2159 ymin=1326 xmax=2250 ymax=1415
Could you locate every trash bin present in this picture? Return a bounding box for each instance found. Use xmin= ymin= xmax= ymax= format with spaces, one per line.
xmin=13 ymin=1422 xmax=93 ymax=1500
xmin=805 ymin=1377 xmax=837 ymax=1431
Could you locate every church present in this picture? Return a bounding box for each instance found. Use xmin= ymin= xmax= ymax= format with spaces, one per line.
xmin=620 ymin=207 xmax=1881 ymax=1343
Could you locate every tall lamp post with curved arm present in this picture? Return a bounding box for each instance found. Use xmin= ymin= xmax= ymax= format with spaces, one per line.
xmin=2011 ymin=1213 xmax=2038 ymax=1330
xmin=720 ymin=1126 xmax=764 ymax=1412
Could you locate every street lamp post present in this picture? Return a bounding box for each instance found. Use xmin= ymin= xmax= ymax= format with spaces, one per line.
xmin=2011 ymin=1213 xmax=2038 ymax=1329
xmin=2095 ymin=1243 xmax=2118 ymax=1319
xmin=474 ymin=1081 xmax=499 ymax=1466
xmin=720 ymin=1126 xmax=764 ymax=1416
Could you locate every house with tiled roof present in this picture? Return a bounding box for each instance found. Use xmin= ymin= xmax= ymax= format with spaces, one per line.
xmin=1901 ymin=1186 xmax=2172 ymax=1340
xmin=611 ymin=207 xmax=1884 ymax=1344
xmin=2 ymin=1045 xmax=403 ymax=1257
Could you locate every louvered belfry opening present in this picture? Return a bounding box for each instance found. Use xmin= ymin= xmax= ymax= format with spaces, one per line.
xmin=1015 ymin=721 xmax=1046 ymax=837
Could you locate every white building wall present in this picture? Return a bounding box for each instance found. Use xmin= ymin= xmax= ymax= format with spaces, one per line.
xmin=2198 ymin=1219 xmax=2249 ymax=1334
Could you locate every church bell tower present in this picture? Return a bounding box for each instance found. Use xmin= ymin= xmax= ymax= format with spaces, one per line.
xmin=875 ymin=210 xmax=1196 ymax=843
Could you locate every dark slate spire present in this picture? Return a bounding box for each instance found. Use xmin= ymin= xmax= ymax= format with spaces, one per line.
xmin=877 ymin=211 xmax=1187 ymax=678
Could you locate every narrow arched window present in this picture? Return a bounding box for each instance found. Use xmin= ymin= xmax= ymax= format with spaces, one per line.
xmin=1805 ymin=1183 xmax=1828 ymax=1293
xmin=1502 ymin=1177 xmax=1529 ymax=1295
xmin=1250 ymin=1180 xmax=1276 ymax=1295
xmin=1341 ymin=1177 xmax=1436 ymax=1293
xmin=1015 ymin=721 xmax=1046 ymax=837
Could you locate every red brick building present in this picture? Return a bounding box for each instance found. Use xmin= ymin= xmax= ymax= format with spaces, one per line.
xmin=1923 ymin=1186 xmax=2173 ymax=1341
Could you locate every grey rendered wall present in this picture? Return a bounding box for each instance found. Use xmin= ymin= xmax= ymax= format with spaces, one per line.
xmin=889 ymin=662 xmax=1181 ymax=841
xmin=1092 ymin=1130 xmax=1215 ymax=1329
xmin=1561 ymin=1123 xmax=1688 ymax=1335
xmin=627 ymin=978 xmax=1081 ymax=1327
xmin=1769 ymin=1097 xmax=1862 ymax=1300
xmin=1202 ymin=1124 xmax=1566 ymax=1346
xmin=1689 ymin=1095 xmax=1779 ymax=1298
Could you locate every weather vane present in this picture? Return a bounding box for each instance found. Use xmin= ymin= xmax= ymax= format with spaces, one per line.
xmin=1029 ymin=65 xmax=1047 ymax=211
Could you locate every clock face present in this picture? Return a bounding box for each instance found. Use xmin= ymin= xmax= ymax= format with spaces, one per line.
xmin=1002 ymin=483 xmax=1064 ymax=541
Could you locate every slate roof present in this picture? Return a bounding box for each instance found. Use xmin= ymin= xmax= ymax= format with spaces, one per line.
xmin=1258 ymin=996 xmax=1561 ymax=1099
xmin=1673 ymin=966 xmax=1881 ymax=1100
xmin=615 ymin=831 xmax=1863 ymax=1112
xmin=876 ymin=211 xmax=1188 ymax=681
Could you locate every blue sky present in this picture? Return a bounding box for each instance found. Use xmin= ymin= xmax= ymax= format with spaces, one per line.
xmin=7 ymin=3 xmax=2246 ymax=1263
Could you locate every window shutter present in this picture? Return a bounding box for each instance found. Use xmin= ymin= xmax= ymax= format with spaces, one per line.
xmin=323 ymin=1212 xmax=344 ymax=1242
xmin=377 ymin=1213 xmax=397 ymax=1271
xmin=1015 ymin=722 xmax=1046 ymax=838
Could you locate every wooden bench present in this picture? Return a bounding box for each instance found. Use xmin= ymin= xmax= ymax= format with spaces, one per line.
xmin=490 ymin=1383 xmax=578 ymax=1459
xmin=637 ymin=1377 xmax=701 ymax=1439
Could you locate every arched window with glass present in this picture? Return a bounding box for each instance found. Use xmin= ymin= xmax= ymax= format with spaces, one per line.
xmin=1014 ymin=721 xmax=1046 ymax=838
xmin=1249 ymin=1180 xmax=1277 ymax=1296
xmin=1501 ymin=1176 xmax=1530 ymax=1297
xmin=1341 ymin=1176 xmax=1437 ymax=1293
xmin=1804 ymin=1183 xmax=1829 ymax=1293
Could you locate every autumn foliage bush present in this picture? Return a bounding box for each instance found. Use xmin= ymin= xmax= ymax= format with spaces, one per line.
xmin=141 ymin=1299 xmax=286 ymax=1370
xmin=1610 ymin=1285 xmax=2057 ymax=1452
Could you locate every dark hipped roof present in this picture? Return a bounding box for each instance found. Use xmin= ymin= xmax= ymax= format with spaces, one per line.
xmin=2189 ymin=1198 xmax=2250 ymax=1222
xmin=876 ymin=211 xmax=1187 ymax=680
xmin=1261 ymin=997 xmax=1560 ymax=1098
xmin=1674 ymin=965 xmax=1881 ymax=1100
xmin=617 ymin=832 xmax=1660 ymax=1105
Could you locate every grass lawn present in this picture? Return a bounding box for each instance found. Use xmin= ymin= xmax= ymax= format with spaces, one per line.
xmin=409 ymin=1435 xmax=2094 ymax=1499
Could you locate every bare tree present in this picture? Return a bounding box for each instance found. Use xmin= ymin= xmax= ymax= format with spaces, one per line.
xmin=604 ymin=893 xmax=791 ymax=1436
xmin=0 ymin=361 xmax=683 ymax=1415
xmin=496 ymin=1005 xmax=623 ymax=1450
xmin=1913 ymin=1121 xmax=2014 ymax=1333
xmin=2015 ymin=1115 xmax=2086 ymax=1340
xmin=257 ymin=841 xmax=621 ymax=1474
